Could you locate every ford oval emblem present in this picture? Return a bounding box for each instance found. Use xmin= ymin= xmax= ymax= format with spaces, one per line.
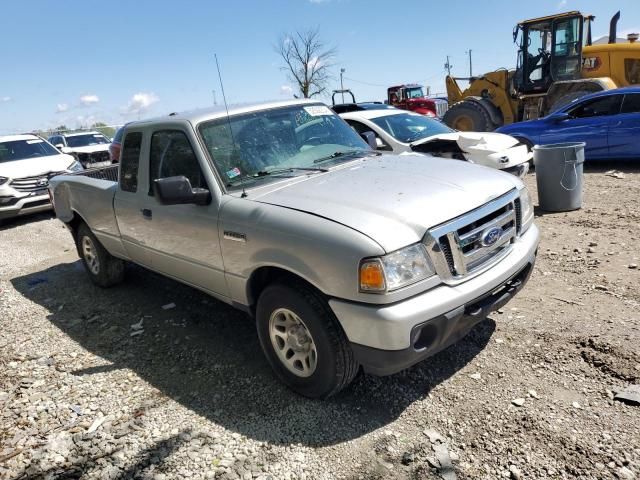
xmin=481 ymin=227 xmax=502 ymax=247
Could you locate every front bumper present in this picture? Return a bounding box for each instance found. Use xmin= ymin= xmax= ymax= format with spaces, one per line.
xmin=0 ymin=193 xmax=52 ymax=219
xmin=351 ymin=259 xmax=534 ymax=375
xmin=329 ymin=224 xmax=539 ymax=375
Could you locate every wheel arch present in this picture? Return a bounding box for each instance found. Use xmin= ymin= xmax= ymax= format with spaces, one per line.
xmin=246 ymin=265 xmax=325 ymax=315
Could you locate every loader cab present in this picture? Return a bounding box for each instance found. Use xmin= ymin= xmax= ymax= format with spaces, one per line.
xmin=514 ymin=11 xmax=584 ymax=94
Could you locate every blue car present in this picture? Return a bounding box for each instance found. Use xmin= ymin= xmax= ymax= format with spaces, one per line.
xmin=497 ymin=87 xmax=640 ymax=160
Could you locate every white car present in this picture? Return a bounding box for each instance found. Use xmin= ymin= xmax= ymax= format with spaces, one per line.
xmin=48 ymin=131 xmax=112 ymax=169
xmin=340 ymin=108 xmax=531 ymax=177
xmin=0 ymin=134 xmax=82 ymax=222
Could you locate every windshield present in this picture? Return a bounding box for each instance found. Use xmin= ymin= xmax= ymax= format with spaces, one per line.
xmin=65 ymin=133 xmax=110 ymax=148
xmin=371 ymin=113 xmax=454 ymax=143
xmin=405 ymin=87 xmax=424 ymax=99
xmin=0 ymin=138 xmax=61 ymax=163
xmin=198 ymin=104 xmax=371 ymax=189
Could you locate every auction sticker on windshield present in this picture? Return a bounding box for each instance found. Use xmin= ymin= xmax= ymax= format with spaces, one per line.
xmin=304 ymin=105 xmax=333 ymax=116
xmin=226 ymin=167 xmax=241 ymax=179
xmin=27 ymin=139 xmax=43 ymax=144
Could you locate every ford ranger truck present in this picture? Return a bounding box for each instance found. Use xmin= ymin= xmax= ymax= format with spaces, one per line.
xmin=49 ymin=99 xmax=539 ymax=399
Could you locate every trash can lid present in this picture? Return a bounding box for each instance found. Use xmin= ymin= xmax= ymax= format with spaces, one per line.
xmin=533 ymin=142 xmax=586 ymax=150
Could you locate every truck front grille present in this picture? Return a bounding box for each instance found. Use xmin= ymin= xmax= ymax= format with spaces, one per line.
xmin=76 ymin=151 xmax=110 ymax=167
xmin=434 ymin=99 xmax=449 ymax=118
xmin=10 ymin=172 xmax=65 ymax=192
xmin=425 ymin=189 xmax=522 ymax=282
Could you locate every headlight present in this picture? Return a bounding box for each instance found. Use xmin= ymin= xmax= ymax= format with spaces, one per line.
xmin=67 ymin=160 xmax=84 ymax=172
xmin=359 ymin=243 xmax=435 ymax=293
xmin=519 ymin=186 xmax=534 ymax=233
xmin=0 ymin=176 xmax=8 ymax=186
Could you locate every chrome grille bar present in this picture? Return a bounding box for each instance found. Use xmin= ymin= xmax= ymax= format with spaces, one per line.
xmin=424 ymin=189 xmax=520 ymax=284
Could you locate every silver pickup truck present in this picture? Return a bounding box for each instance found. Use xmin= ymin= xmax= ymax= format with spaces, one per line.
xmin=49 ymin=99 xmax=539 ymax=398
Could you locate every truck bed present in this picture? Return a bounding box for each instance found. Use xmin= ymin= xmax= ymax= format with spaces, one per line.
xmin=49 ymin=164 xmax=126 ymax=257
xmin=70 ymin=164 xmax=119 ymax=182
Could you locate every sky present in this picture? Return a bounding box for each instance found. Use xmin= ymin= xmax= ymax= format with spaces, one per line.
xmin=1 ymin=0 xmax=639 ymax=134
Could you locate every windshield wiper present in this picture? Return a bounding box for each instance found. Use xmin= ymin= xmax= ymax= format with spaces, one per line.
xmin=255 ymin=167 xmax=328 ymax=176
xmin=226 ymin=167 xmax=327 ymax=189
xmin=313 ymin=149 xmax=377 ymax=164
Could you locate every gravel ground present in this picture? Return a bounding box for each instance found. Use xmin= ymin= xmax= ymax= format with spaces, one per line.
xmin=1 ymin=165 xmax=639 ymax=480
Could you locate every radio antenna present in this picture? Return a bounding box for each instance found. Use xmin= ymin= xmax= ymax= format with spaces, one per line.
xmin=214 ymin=53 xmax=246 ymax=197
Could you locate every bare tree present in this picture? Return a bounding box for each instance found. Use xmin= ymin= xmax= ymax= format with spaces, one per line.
xmin=276 ymin=28 xmax=337 ymax=98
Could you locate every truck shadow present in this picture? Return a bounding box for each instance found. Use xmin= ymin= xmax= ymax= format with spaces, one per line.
xmin=11 ymin=261 xmax=495 ymax=447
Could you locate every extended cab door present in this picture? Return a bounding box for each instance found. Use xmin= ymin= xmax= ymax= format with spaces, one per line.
xmin=114 ymin=125 xmax=229 ymax=300
xmin=113 ymin=130 xmax=148 ymax=264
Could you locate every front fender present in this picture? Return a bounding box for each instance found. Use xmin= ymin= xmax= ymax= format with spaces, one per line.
xmin=219 ymin=198 xmax=387 ymax=306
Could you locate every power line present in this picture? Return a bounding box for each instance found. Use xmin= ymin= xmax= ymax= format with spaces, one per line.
xmin=342 ymin=76 xmax=389 ymax=87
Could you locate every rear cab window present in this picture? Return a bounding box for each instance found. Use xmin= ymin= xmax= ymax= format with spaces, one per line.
xmin=625 ymin=59 xmax=640 ymax=84
xmin=119 ymin=132 xmax=143 ymax=193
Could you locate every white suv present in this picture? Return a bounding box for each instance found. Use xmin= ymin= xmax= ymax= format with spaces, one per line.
xmin=0 ymin=134 xmax=82 ymax=222
xmin=48 ymin=131 xmax=112 ymax=169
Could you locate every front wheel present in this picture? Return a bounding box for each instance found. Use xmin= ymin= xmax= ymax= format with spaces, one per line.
xmin=443 ymin=100 xmax=496 ymax=132
xmin=256 ymin=282 xmax=359 ymax=398
xmin=76 ymin=223 xmax=125 ymax=287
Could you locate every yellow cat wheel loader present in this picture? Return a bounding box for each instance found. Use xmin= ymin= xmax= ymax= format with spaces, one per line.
xmin=443 ymin=11 xmax=640 ymax=132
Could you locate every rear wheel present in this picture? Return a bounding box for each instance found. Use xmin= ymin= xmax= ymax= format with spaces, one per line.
xmin=256 ymin=282 xmax=359 ymax=398
xmin=76 ymin=223 xmax=125 ymax=287
xmin=443 ymin=100 xmax=496 ymax=132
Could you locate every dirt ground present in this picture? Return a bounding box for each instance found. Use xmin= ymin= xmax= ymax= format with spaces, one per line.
xmin=1 ymin=164 xmax=638 ymax=480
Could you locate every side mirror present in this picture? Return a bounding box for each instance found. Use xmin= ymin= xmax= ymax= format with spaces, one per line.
xmin=549 ymin=112 xmax=571 ymax=123
xmin=375 ymin=137 xmax=386 ymax=149
xmin=360 ymin=131 xmax=378 ymax=150
xmin=153 ymin=176 xmax=211 ymax=206
xmin=60 ymin=146 xmax=72 ymax=154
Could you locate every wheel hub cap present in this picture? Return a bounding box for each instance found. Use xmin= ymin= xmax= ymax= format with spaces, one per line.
xmin=269 ymin=308 xmax=317 ymax=378
xmin=82 ymin=236 xmax=100 ymax=275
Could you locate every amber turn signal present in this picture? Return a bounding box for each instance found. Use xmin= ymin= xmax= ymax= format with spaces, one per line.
xmin=359 ymin=260 xmax=386 ymax=292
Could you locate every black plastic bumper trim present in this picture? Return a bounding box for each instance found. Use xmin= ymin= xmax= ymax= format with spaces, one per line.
xmin=351 ymin=259 xmax=535 ymax=376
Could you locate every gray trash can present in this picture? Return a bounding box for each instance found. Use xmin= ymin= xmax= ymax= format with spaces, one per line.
xmin=533 ymin=142 xmax=585 ymax=212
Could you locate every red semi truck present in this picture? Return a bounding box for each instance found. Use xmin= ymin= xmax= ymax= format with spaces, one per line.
xmin=387 ymin=84 xmax=448 ymax=118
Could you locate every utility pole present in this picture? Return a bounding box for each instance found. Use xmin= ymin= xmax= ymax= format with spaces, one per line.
xmin=212 ymin=89 xmax=217 ymax=106
xmin=340 ymin=68 xmax=345 ymax=103
xmin=466 ymin=49 xmax=473 ymax=77
xmin=444 ymin=55 xmax=453 ymax=76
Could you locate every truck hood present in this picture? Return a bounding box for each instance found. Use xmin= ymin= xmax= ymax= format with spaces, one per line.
xmin=250 ymin=154 xmax=521 ymax=252
xmin=68 ymin=145 xmax=110 ymax=153
xmin=0 ymin=154 xmax=75 ymax=179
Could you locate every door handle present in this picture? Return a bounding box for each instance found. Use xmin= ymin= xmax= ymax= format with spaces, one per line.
xmin=141 ymin=208 xmax=152 ymax=219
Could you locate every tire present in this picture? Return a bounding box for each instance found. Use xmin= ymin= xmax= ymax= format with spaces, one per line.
xmin=443 ymin=100 xmax=495 ymax=132
xmin=256 ymin=282 xmax=359 ymax=398
xmin=548 ymin=90 xmax=590 ymax=114
xmin=76 ymin=223 xmax=125 ymax=287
